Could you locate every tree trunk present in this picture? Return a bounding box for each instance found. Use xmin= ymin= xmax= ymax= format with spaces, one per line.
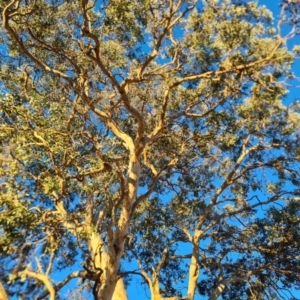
xmin=186 ymin=254 xmax=199 ymax=300
xmin=88 ymin=233 xmax=128 ymax=300
xmin=111 ymin=279 xmax=128 ymax=300
xmin=209 ymin=282 xmax=226 ymax=300
xmin=0 ymin=281 xmax=9 ymax=300
xmin=88 ymin=157 xmax=140 ymax=300
xmin=151 ymin=279 xmax=162 ymax=300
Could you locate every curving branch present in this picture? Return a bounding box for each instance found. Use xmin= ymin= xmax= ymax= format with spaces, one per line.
xmin=0 ymin=281 xmax=9 ymax=300
xmin=2 ymin=1 xmax=74 ymax=87
xmin=172 ymin=40 xmax=285 ymax=88
xmin=36 ymin=270 xmax=93 ymax=300
xmin=22 ymin=269 xmax=55 ymax=300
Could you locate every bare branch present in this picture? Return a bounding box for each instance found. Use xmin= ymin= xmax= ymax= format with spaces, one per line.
xmin=37 ymin=270 xmax=93 ymax=300
xmin=22 ymin=269 xmax=55 ymax=300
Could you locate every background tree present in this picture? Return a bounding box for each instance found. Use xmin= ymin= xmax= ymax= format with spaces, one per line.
xmin=0 ymin=0 xmax=300 ymax=299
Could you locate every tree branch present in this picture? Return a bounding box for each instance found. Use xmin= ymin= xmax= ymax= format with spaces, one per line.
xmin=37 ymin=270 xmax=92 ymax=300
xmin=172 ymin=40 xmax=285 ymax=88
xmin=22 ymin=269 xmax=55 ymax=300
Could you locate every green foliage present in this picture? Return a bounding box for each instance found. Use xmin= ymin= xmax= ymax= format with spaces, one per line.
xmin=0 ymin=0 xmax=299 ymax=299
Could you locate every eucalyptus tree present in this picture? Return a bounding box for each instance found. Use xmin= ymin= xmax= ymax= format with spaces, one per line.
xmin=0 ymin=0 xmax=300 ymax=300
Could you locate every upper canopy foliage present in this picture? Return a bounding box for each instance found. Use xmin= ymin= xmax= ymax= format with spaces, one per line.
xmin=0 ymin=0 xmax=300 ymax=299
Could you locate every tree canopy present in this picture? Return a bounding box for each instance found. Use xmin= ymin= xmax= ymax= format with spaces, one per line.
xmin=0 ymin=0 xmax=300 ymax=299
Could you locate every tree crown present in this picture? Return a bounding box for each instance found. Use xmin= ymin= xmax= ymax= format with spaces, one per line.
xmin=0 ymin=0 xmax=300 ymax=299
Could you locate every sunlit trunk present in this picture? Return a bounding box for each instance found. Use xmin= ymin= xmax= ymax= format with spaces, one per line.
xmin=0 ymin=281 xmax=9 ymax=300
xmin=89 ymin=157 xmax=140 ymax=300
xmin=88 ymin=233 xmax=128 ymax=300
xmin=151 ymin=278 xmax=162 ymax=300
xmin=186 ymin=254 xmax=199 ymax=300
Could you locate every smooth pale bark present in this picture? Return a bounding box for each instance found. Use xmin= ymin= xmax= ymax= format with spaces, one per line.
xmin=88 ymin=155 xmax=141 ymax=300
xmin=0 ymin=281 xmax=9 ymax=300
xmin=186 ymin=254 xmax=199 ymax=300
xmin=88 ymin=233 xmax=128 ymax=300
xmin=151 ymin=278 xmax=161 ymax=300
xmin=151 ymin=280 xmax=186 ymax=300
xmin=185 ymin=232 xmax=201 ymax=300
